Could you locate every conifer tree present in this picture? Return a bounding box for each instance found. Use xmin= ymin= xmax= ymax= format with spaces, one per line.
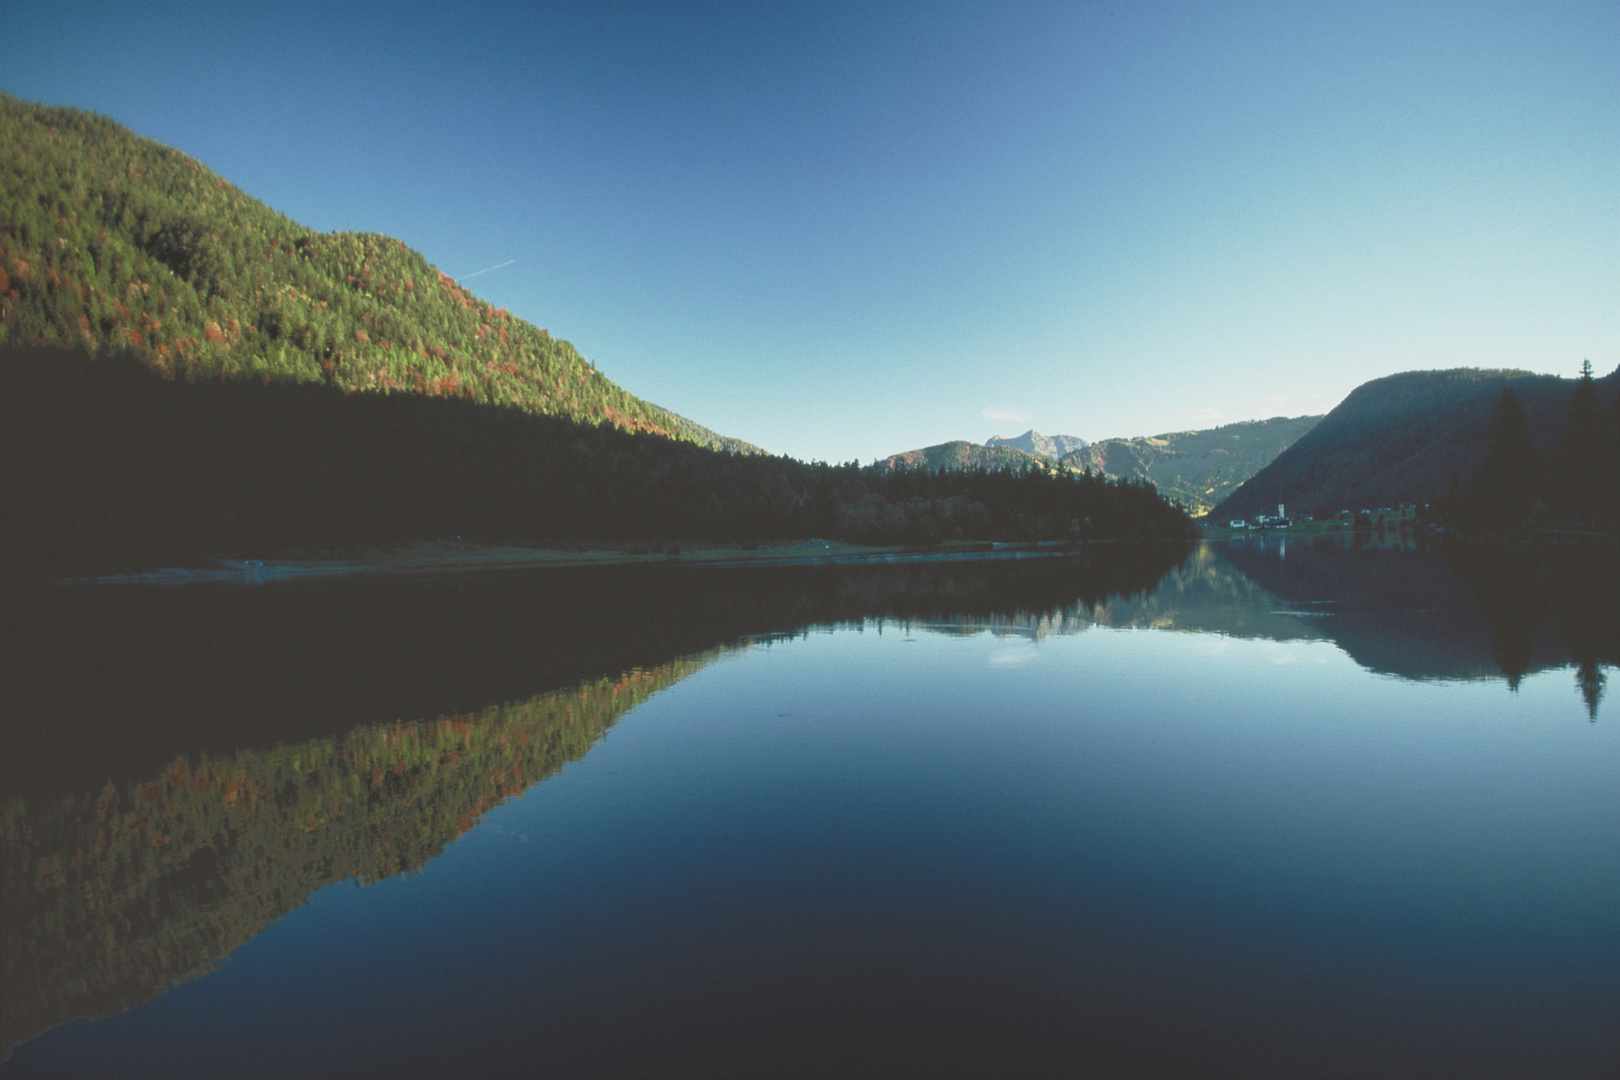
xmin=1555 ymin=360 xmax=1606 ymax=525
xmin=1462 ymin=388 xmax=1540 ymax=530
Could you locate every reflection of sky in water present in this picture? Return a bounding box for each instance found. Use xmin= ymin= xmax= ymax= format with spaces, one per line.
xmin=12 ymin=623 xmax=1615 ymax=1078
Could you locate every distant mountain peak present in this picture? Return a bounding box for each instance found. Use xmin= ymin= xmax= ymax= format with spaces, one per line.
xmin=986 ymin=430 xmax=1088 ymax=459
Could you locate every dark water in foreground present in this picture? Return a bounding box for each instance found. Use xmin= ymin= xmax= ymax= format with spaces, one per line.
xmin=3 ymin=538 xmax=1616 ymax=1077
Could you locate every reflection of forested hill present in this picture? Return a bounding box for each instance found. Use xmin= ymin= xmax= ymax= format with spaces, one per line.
xmin=2 ymin=547 xmax=1196 ymax=1057
xmin=1215 ymin=537 xmax=1511 ymax=681
xmin=0 ymin=658 xmax=718 ymax=1058
xmin=2 ymin=546 xmax=1192 ymax=804
xmin=6 ymin=539 xmax=1606 ymax=1057
xmin=1215 ymin=536 xmax=1615 ymax=696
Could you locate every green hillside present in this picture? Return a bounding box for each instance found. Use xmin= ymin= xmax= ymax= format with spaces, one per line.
xmin=1212 ymin=367 xmax=1619 ymax=520
xmin=876 ymin=440 xmax=1045 ymax=473
xmin=0 ymin=93 xmax=753 ymax=453
xmin=1060 ymin=416 xmax=1321 ymax=515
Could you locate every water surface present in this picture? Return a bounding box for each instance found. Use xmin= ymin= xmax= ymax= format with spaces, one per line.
xmin=3 ymin=538 xmax=1615 ymax=1077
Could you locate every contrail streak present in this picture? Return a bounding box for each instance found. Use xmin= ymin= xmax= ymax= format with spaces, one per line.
xmin=459 ymin=259 xmax=516 ymax=281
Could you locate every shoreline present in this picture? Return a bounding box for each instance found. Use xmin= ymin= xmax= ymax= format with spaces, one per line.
xmin=51 ymin=537 xmax=1180 ymax=587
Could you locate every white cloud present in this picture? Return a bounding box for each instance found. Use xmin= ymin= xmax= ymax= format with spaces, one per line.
xmin=982 ymin=407 xmax=1032 ymax=423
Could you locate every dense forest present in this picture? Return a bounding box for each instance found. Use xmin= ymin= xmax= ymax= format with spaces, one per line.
xmin=0 ymin=345 xmax=1198 ymax=580
xmin=0 ymin=93 xmax=750 ymax=452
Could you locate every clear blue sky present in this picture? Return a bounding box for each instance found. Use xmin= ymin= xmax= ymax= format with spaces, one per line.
xmin=5 ymin=1 xmax=1616 ymax=462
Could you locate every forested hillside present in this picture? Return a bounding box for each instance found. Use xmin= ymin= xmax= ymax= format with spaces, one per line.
xmin=0 ymin=93 xmax=751 ymax=452
xmin=1213 ymin=367 xmax=1619 ymax=520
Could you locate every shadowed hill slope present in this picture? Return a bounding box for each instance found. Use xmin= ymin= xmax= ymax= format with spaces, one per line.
xmin=1213 ymin=368 xmax=1618 ymax=520
xmin=0 ymin=92 xmax=753 ymax=453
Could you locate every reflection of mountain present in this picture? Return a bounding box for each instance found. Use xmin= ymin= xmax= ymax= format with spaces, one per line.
xmin=1 ymin=657 xmax=720 ymax=1056
xmin=1089 ymin=544 xmax=1323 ymax=642
xmin=917 ymin=545 xmax=1320 ymax=644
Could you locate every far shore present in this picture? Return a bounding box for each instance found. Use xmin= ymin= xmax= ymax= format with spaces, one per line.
xmin=54 ymin=537 xmax=1173 ymax=586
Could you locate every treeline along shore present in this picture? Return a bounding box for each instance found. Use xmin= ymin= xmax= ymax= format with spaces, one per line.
xmin=0 ymin=345 xmax=1197 ymax=580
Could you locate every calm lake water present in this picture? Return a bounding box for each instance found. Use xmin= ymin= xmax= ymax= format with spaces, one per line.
xmin=3 ymin=537 xmax=1616 ymax=1077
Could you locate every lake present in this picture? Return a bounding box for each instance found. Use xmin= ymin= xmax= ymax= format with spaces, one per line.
xmin=2 ymin=537 xmax=1615 ymax=1077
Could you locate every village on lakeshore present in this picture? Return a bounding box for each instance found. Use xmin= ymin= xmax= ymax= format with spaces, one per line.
xmin=1209 ymin=503 xmax=1423 ymax=537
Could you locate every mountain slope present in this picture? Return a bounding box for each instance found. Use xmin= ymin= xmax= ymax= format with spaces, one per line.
xmin=878 ymin=417 xmax=1321 ymax=514
xmin=0 ymin=93 xmax=754 ymax=453
xmin=1212 ymin=367 xmax=1618 ymax=520
xmin=876 ymin=441 xmax=1044 ymax=473
xmin=1060 ymin=416 xmax=1321 ymax=515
